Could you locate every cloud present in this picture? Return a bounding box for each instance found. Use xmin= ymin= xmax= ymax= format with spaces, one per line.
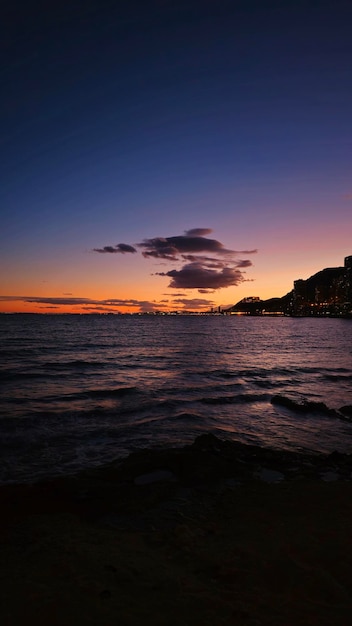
xmin=235 ymin=259 xmax=253 ymax=268
xmin=181 ymin=255 xmax=227 ymax=267
xmin=26 ymin=297 xmax=94 ymax=306
xmin=172 ymin=297 xmax=214 ymax=309
xmin=179 ymin=255 xmax=253 ymax=270
xmin=93 ymin=243 xmax=137 ymax=254
xmin=139 ymin=301 xmax=168 ymax=312
xmin=138 ymin=231 xmax=233 ymax=261
xmin=39 ymin=305 xmax=59 ymax=309
xmin=83 ymin=306 xmax=123 ymax=312
xmin=0 ymin=295 xmax=167 ymax=313
xmin=91 ymin=227 xmax=256 ymax=292
xmin=184 ymin=228 xmax=213 ymax=237
xmin=157 ymin=263 xmax=246 ymax=289
xmin=136 ymin=230 xmax=256 ymax=288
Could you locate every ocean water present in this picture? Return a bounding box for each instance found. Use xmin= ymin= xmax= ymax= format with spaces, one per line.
xmin=1 ymin=314 xmax=352 ymax=484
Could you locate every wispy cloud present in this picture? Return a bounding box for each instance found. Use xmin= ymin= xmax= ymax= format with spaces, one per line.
xmin=172 ymin=297 xmax=214 ymax=309
xmin=184 ymin=228 xmax=213 ymax=237
xmin=0 ymin=295 xmax=167 ymax=313
xmin=93 ymin=243 xmax=137 ymax=254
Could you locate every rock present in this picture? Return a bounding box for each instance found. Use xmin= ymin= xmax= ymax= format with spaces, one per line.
xmin=257 ymin=468 xmax=285 ymax=483
xmin=320 ymin=471 xmax=340 ymax=482
xmin=134 ymin=469 xmax=178 ymax=486
xmin=191 ymin=433 xmax=223 ymax=453
xmin=224 ymin=477 xmax=241 ymax=489
xmin=271 ymin=395 xmax=337 ymax=417
xmin=339 ymin=405 xmax=352 ymax=418
xmin=328 ymin=451 xmax=344 ymax=462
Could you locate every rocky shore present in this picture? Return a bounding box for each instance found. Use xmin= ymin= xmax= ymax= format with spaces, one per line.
xmin=1 ymin=434 xmax=352 ymax=625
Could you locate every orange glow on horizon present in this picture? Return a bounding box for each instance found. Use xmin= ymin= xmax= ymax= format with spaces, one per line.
xmin=1 ymin=250 xmax=351 ymax=315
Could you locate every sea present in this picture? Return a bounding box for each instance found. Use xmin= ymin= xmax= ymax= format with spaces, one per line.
xmin=1 ymin=314 xmax=352 ymax=484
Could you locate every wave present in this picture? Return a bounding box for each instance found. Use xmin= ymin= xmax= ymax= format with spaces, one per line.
xmin=168 ymin=411 xmax=203 ymax=422
xmin=271 ymin=395 xmax=352 ymax=422
xmin=297 ymin=366 xmax=351 ymax=375
xmin=0 ymin=370 xmax=72 ymax=382
xmin=44 ymin=359 xmax=109 ymax=369
xmin=322 ymin=374 xmax=352 ymax=382
xmin=253 ymin=378 xmax=300 ymax=389
xmin=86 ymin=386 xmax=139 ymax=399
xmin=271 ymin=394 xmax=332 ymax=413
xmin=200 ymin=393 xmax=269 ymax=405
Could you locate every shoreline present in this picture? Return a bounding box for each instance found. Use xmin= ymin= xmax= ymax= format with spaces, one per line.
xmin=2 ymin=423 xmax=352 ymax=488
xmin=2 ymin=435 xmax=352 ymax=625
xmin=2 ymin=433 xmax=352 ymax=528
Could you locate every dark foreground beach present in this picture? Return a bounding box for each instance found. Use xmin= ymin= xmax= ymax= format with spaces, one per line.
xmin=1 ymin=434 xmax=352 ymax=626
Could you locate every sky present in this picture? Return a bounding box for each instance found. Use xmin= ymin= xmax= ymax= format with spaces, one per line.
xmin=1 ymin=0 xmax=351 ymax=313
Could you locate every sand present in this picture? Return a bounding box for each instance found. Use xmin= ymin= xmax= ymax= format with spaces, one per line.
xmin=1 ymin=434 xmax=352 ymax=626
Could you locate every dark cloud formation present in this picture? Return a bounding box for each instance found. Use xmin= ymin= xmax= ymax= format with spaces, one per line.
xmin=158 ymin=263 xmax=246 ymax=290
xmin=93 ymin=243 xmax=137 ymax=254
xmin=92 ymin=228 xmax=256 ymax=292
xmin=148 ymin=228 xmax=256 ymax=290
xmin=137 ymin=229 xmax=257 ymax=291
xmin=137 ymin=228 xmax=236 ymax=261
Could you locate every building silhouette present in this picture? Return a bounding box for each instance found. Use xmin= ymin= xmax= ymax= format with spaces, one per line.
xmin=292 ymin=255 xmax=352 ymax=316
xmin=227 ymin=255 xmax=352 ymax=317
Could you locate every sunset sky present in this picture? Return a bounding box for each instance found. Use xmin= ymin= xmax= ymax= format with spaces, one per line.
xmin=1 ymin=0 xmax=351 ymax=313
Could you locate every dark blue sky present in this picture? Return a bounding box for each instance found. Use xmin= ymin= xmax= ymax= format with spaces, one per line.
xmin=1 ymin=0 xmax=352 ymax=312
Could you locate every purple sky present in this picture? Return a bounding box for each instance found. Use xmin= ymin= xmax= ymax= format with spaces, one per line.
xmin=1 ymin=0 xmax=351 ymax=313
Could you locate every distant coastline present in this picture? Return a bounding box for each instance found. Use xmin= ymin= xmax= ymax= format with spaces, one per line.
xmin=1 ymin=309 xmax=352 ymax=318
xmin=226 ymin=254 xmax=352 ymax=318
